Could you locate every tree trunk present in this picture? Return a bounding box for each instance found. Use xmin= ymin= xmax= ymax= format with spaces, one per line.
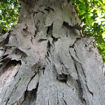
xmin=0 ymin=0 xmax=105 ymax=105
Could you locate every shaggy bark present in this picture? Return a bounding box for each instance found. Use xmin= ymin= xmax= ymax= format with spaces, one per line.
xmin=0 ymin=0 xmax=105 ymax=105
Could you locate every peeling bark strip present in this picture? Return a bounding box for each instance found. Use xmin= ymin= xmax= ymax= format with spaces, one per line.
xmin=0 ymin=0 xmax=105 ymax=105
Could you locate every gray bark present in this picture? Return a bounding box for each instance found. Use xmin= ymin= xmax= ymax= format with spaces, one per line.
xmin=0 ymin=0 xmax=105 ymax=105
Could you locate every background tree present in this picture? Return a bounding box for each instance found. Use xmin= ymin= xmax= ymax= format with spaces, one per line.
xmin=0 ymin=0 xmax=105 ymax=105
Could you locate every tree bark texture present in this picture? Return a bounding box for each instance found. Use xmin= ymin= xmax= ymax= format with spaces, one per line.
xmin=0 ymin=0 xmax=105 ymax=105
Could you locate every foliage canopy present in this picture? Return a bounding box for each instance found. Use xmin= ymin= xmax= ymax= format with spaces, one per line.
xmin=73 ymin=0 xmax=105 ymax=62
xmin=0 ymin=0 xmax=105 ymax=61
xmin=0 ymin=0 xmax=20 ymax=33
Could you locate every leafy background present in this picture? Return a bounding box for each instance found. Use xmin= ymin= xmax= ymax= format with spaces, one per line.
xmin=73 ymin=0 xmax=105 ymax=62
xmin=0 ymin=0 xmax=105 ymax=61
xmin=0 ymin=0 xmax=20 ymax=33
